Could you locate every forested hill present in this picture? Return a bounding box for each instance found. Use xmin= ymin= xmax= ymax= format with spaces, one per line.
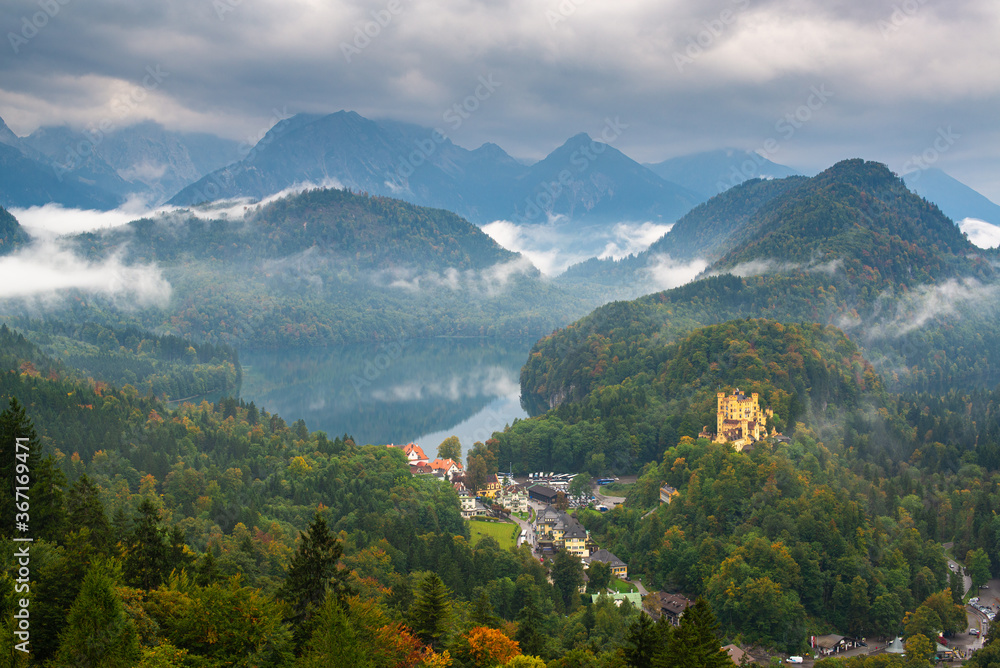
xmin=502 ymin=318 xmax=884 ymax=471
xmin=712 ymin=159 xmax=982 ymax=283
xmin=62 ymin=187 xmax=590 ymax=347
xmin=561 ymin=159 xmax=991 ymax=288
xmin=80 ymin=187 xmax=518 ymax=270
xmin=533 ymin=160 xmax=1000 ymax=402
xmin=0 ymin=206 xmax=28 ymax=254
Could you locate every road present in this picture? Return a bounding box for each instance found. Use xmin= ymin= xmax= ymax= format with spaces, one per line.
xmin=510 ymin=512 xmax=536 ymax=549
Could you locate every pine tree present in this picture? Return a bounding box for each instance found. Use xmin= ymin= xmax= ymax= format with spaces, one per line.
xmin=409 ymin=572 xmax=453 ymax=648
xmin=277 ymin=511 xmax=350 ymax=648
xmin=623 ymin=613 xmax=661 ymax=667
xmin=471 ymin=587 xmax=500 ymax=628
xmin=122 ymin=498 xmax=170 ymax=589
xmin=52 ymin=560 xmax=141 ymax=668
xmin=654 ymin=598 xmax=730 ymax=668
xmin=67 ymin=474 xmax=114 ymax=554
xmin=551 ymin=549 xmax=584 ymax=611
xmin=515 ymin=587 xmax=545 ymax=657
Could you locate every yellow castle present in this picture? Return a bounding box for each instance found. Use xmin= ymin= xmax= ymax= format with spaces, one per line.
xmin=703 ymin=389 xmax=774 ymax=452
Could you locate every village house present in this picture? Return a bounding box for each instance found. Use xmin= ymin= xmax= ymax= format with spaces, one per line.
xmin=562 ymin=518 xmax=589 ymax=557
xmin=454 ymin=481 xmax=483 ymax=519
xmin=584 ymin=548 xmax=628 ymax=579
xmin=429 ymin=458 xmax=463 ymax=480
xmin=649 ymin=592 xmax=694 ymax=626
xmin=387 ymin=442 xmax=430 ymax=464
xmin=479 ymin=473 xmax=503 ymax=498
xmin=723 ymin=644 xmax=755 ymax=665
xmin=534 ymin=505 xmax=591 ymax=557
xmin=496 ymin=485 xmax=529 ymax=513
xmin=591 ymin=591 xmax=642 ymax=608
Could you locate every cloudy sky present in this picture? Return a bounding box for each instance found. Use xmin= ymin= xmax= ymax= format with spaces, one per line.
xmin=3 ymin=0 xmax=999 ymax=198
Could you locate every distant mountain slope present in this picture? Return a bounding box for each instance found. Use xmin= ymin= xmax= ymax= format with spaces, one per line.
xmin=68 ymin=188 xmax=591 ymax=347
xmin=903 ymin=167 xmax=1000 ymax=227
xmin=713 ymin=159 xmax=975 ymax=283
xmin=645 ymin=148 xmax=800 ymax=202
xmin=169 ymin=111 xmax=700 ymax=226
xmin=0 ymin=206 xmax=29 ymax=254
xmin=526 ymin=159 xmax=1000 ymax=408
xmin=0 ymin=142 xmax=123 ymax=210
xmin=508 ymin=133 xmax=701 ymax=225
xmin=23 ymin=121 xmax=240 ymax=205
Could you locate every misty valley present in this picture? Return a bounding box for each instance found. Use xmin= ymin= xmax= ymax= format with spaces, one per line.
xmin=4 ymin=114 xmax=1000 ymax=667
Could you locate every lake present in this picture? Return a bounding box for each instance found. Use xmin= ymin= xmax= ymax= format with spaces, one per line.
xmin=238 ymin=336 xmax=536 ymax=457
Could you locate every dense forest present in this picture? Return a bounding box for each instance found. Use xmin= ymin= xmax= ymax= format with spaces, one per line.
xmin=2 ymin=310 xmax=999 ymax=664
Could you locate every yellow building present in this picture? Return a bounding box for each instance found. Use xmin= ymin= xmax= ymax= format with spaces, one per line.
xmin=713 ymin=389 xmax=773 ymax=452
xmin=480 ymin=474 xmax=502 ymax=498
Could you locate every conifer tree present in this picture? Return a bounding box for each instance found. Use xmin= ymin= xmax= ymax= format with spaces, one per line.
xmin=67 ymin=474 xmax=113 ymax=554
xmin=654 ymin=598 xmax=730 ymax=668
xmin=277 ymin=511 xmax=350 ymax=648
xmin=409 ymin=572 xmax=453 ymax=648
xmin=515 ymin=587 xmax=545 ymax=658
xmin=52 ymin=560 xmax=140 ymax=668
xmin=123 ymin=498 xmax=170 ymax=589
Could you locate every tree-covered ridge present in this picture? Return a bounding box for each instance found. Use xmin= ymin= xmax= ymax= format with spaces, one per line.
xmin=5 ymin=319 xmax=240 ymax=401
xmin=78 ymin=187 xmax=517 ymax=271
xmin=648 ymin=175 xmax=809 ymax=262
xmin=0 ymin=205 xmax=29 ymax=255
xmin=55 ymin=187 xmax=592 ymax=347
xmin=581 ymin=430 xmax=964 ymax=653
xmin=714 ymin=159 xmax=985 ymax=284
xmin=501 ymin=318 xmax=880 ymax=472
xmin=524 ymin=162 xmax=1000 ymax=405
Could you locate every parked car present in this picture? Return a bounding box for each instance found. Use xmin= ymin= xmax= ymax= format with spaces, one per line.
xmin=787 ymin=658 xmax=804 ymax=664
xmin=971 ymin=597 xmax=980 ymax=603
xmin=982 ymin=584 xmax=990 ymax=589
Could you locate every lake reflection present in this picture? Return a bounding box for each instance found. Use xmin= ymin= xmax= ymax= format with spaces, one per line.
xmin=239 ymin=337 xmax=535 ymax=453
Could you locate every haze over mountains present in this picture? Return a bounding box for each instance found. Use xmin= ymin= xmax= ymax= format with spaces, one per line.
xmin=3 ymin=109 xmax=1000 ymax=256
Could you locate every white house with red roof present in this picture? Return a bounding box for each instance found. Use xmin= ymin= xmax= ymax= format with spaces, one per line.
xmin=429 ymin=458 xmax=463 ymax=480
xmin=387 ymin=442 xmax=430 ymax=465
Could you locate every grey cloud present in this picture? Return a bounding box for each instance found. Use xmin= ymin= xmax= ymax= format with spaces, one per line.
xmin=1 ymin=0 xmax=998 ymax=198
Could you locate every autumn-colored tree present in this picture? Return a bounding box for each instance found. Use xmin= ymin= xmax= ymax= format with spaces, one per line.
xmin=904 ymin=634 xmax=935 ymax=668
xmin=466 ymin=626 xmax=521 ymax=667
xmin=438 ymin=436 xmax=462 ymax=462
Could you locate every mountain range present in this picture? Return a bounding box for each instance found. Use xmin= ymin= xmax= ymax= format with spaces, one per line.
xmin=0 ymin=116 xmax=240 ymax=210
xmin=169 ymin=111 xmax=704 ymax=225
xmin=3 ymin=110 xmax=1000 ymax=243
